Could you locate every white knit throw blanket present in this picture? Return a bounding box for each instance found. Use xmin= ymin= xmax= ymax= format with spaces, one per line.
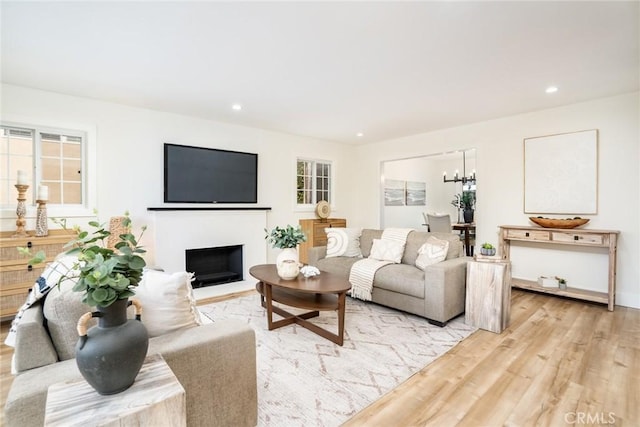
xmin=349 ymin=228 xmax=413 ymax=301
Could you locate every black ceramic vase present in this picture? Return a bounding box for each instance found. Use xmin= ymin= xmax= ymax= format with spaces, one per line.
xmin=75 ymin=298 xmax=149 ymax=395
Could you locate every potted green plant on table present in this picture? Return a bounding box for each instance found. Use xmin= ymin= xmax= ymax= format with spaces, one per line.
xmin=451 ymin=191 xmax=476 ymax=223
xmin=20 ymin=213 xmax=150 ymax=395
xmin=480 ymin=242 xmax=496 ymax=256
xmin=265 ymin=225 xmax=307 ymax=280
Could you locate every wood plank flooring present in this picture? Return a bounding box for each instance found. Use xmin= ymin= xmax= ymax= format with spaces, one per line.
xmin=1 ymin=289 xmax=638 ymax=426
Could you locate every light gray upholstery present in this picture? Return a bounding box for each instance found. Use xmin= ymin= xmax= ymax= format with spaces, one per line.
xmin=427 ymin=213 xmax=452 ymax=233
xmin=308 ymin=229 xmax=470 ymax=325
xmin=5 ymin=293 xmax=258 ymax=427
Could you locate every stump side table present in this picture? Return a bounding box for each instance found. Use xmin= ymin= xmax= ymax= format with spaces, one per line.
xmin=44 ymin=354 xmax=186 ymax=427
xmin=465 ymin=259 xmax=511 ymax=333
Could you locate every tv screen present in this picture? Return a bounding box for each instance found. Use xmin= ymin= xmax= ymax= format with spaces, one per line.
xmin=164 ymin=143 xmax=258 ymax=203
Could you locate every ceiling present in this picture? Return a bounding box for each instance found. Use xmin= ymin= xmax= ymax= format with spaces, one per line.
xmin=1 ymin=1 xmax=638 ymax=145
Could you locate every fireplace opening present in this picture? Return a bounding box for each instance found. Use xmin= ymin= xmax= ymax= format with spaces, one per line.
xmin=185 ymin=245 xmax=243 ymax=287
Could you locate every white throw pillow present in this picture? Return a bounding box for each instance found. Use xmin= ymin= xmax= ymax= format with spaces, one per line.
xmin=415 ymin=236 xmax=450 ymax=270
xmin=325 ymin=228 xmax=363 ymax=258
xmin=368 ymin=238 xmax=404 ymax=263
xmin=134 ymin=270 xmax=203 ymax=338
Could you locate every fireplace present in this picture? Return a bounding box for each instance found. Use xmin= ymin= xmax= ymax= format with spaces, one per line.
xmin=185 ymin=245 xmax=243 ymax=288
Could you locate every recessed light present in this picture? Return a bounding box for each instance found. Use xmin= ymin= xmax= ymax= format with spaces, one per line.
xmin=545 ymin=86 xmax=558 ymax=94
xmin=232 ymin=104 xmax=242 ymax=111
xmin=356 ymin=132 xmax=364 ymax=137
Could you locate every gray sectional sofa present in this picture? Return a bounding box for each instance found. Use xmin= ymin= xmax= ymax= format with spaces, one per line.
xmin=308 ymin=229 xmax=470 ymax=326
xmin=4 ymin=285 xmax=257 ymax=427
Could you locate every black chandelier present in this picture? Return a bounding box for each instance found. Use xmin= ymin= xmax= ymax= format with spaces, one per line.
xmin=443 ymin=151 xmax=476 ymax=184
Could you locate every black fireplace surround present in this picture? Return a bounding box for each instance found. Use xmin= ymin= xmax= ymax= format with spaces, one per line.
xmin=185 ymin=245 xmax=243 ymax=287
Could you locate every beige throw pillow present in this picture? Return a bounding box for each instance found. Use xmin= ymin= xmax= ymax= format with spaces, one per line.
xmin=134 ymin=270 xmax=203 ymax=338
xmin=416 ymin=236 xmax=450 ymax=270
xmin=325 ymin=228 xmax=363 ymax=258
xmin=369 ymin=238 xmax=404 ymax=263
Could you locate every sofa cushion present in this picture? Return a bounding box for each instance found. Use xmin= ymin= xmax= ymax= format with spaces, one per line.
xmin=325 ymin=228 xmax=363 ymax=258
xmin=369 ymin=238 xmax=404 ymax=263
xmin=415 ymin=236 xmax=450 ymax=270
xmin=44 ymin=279 xmax=94 ymax=361
xmin=43 ymin=269 xmax=204 ymax=360
xmin=360 ymin=229 xmax=383 ymax=258
xmin=316 ymin=256 xmax=359 ymax=277
xmin=135 ymin=270 xmax=203 ymax=337
xmin=373 ymin=264 xmax=425 ymax=299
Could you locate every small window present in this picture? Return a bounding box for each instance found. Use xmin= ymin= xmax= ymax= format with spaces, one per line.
xmin=296 ymin=158 xmax=332 ymax=206
xmin=1 ymin=124 xmax=85 ymax=208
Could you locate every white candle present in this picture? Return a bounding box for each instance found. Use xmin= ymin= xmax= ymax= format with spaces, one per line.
xmin=17 ymin=170 xmax=27 ymax=185
xmin=38 ymin=185 xmax=49 ymax=201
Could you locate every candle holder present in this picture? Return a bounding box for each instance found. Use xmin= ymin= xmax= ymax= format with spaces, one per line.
xmin=13 ymin=184 xmax=29 ymax=237
xmin=35 ymin=199 xmax=49 ymax=237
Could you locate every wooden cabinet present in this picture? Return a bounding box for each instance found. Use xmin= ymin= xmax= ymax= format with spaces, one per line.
xmin=298 ymin=218 xmax=346 ymax=264
xmin=499 ymin=225 xmax=619 ymax=311
xmin=0 ymin=230 xmax=74 ymax=319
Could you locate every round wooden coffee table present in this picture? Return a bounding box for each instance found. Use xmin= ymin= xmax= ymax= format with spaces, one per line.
xmin=249 ymin=264 xmax=351 ymax=346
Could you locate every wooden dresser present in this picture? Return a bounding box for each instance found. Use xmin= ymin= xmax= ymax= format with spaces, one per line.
xmin=0 ymin=230 xmax=74 ymax=319
xmin=499 ymin=225 xmax=619 ymax=311
xmin=298 ymin=218 xmax=346 ymax=264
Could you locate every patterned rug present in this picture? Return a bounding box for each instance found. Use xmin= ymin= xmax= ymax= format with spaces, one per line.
xmin=198 ymin=294 xmax=476 ymax=427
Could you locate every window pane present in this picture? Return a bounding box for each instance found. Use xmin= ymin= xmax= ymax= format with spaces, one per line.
xmin=63 ymin=158 xmax=81 ymax=181
xmin=9 ymin=137 xmax=32 ymax=156
xmin=47 ymin=182 xmax=61 ymax=204
xmin=41 ymin=157 xmax=60 ymax=180
xmin=63 ymin=142 xmax=82 ymax=158
xmin=63 ymin=182 xmax=82 ymax=204
xmin=42 ymin=141 xmax=60 ymax=157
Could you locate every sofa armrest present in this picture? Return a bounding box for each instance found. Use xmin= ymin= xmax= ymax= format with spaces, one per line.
xmin=13 ymin=302 xmax=58 ymax=373
xmin=423 ymin=256 xmax=471 ymax=323
xmin=307 ymin=246 xmax=327 ymax=266
xmin=148 ymin=319 xmax=257 ymax=427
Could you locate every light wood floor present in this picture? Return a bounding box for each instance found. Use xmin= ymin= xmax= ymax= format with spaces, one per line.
xmin=1 ymin=290 xmax=638 ymax=426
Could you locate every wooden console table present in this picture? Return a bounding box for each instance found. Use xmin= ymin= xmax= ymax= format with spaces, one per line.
xmin=499 ymin=225 xmax=619 ymax=311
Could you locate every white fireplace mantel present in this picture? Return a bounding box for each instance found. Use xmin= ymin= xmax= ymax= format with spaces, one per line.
xmin=148 ymin=209 xmax=268 ymax=298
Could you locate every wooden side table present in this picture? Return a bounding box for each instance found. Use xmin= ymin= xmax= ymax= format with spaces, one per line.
xmin=465 ymin=259 xmax=511 ymax=333
xmin=44 ymin=354 xmax=186 ymax=427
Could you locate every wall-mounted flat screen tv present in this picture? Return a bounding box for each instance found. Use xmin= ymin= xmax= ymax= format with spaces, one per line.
xmin=164 ymin=143 xmax=258 ymax=203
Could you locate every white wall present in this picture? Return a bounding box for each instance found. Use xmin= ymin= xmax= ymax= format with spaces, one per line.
xmin=354 ymin=92 xmax=640 ymax=309
xmin=2 ymin=84 xmax=637 ymax=308
xmin=0 ymin=84 xmax=358 ymax=265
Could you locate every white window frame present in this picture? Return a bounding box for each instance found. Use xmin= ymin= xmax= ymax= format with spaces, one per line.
xmin=295 ymin=157 xmax=335 ymax=211
xmin=1 ymin=118 xmax=97 ymax=220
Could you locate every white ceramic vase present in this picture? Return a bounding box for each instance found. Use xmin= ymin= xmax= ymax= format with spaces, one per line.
xmin=276 ymin=247 xmax=300 ymax=280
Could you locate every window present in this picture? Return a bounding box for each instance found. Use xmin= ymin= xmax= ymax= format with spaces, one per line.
xmin=1 ymin=124 xmax=85 ymax=208
xmin=296 ymin=158 xmax=332 ymax=206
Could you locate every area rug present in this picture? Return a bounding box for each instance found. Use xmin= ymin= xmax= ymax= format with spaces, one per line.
xmin=198 ymin=294 xmax=476 ymax=427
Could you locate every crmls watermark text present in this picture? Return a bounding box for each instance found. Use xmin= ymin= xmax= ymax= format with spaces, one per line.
xmin=564 ymin=412 xmax=616 ymax=425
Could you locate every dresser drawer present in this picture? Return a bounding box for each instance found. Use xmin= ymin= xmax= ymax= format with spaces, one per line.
xmin=551 ymin=232 xmax=606 ymax=246
xmin=0 ymin=264 xmax=47 ymax=288
xmin=505 ymin=229 xmax=550 ymax=241
xmin=0 ymin=288 xmax=31 ymax=318
xmin=0 ymin=241 xmax=68 ymax=267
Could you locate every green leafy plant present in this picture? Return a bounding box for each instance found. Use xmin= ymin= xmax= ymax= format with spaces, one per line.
xmin=451 ymin=191 xmax=475 ymax=210
xmin=481 ymin=242 xmax=494 ymax=249
xmin=19 ymin=213 xmax=147 ymax=307
xmin=265 ymin=225 xmax=307 ymax=249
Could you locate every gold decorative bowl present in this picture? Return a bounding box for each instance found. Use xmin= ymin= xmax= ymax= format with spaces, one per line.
xmin=529 ymin=217 xmax=590 ymax=229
